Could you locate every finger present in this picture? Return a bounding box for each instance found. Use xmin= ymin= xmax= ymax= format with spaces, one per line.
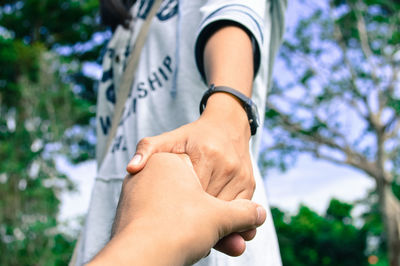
xmin=214 ymin=229 xmax=258 ymax=256
xmin=126 ymin=130 xmax=185 ymax=174
xmin=205 ymin=168 xmax=233 ymax=197
xmin=216 ymin=169 xmax=254 ymax=201
xmin=220 ymin=200 xmax=266 ymax=235
xmin=126 ymin=137 xmax=157 ymax=174
xmin=212 ymin=200 xmax=260 ymax=257
xmin=239 ymin=228 xmax=257 ymax=241
xmin=215 ymin=176 xmax=243 ymax=201
xmin=204 ymin=154 xmax=244 ymax=198
xmin=214 ymin=233 xmax=246 ymax=257
xmin=222 ymin=168 xmax=255 ymax=201
xmin=187 ymin=148 xmax=213 ymax=190
xmin=235 ymin=188 xmax=254 ymax=200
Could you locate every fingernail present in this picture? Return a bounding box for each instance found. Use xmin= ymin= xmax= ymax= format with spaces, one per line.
xmin=131 ymin=154 xmax=142 ymax=166
xmin=256 ymin=207 xmax=264 ymax=225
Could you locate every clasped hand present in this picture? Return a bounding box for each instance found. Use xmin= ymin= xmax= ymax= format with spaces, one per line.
xmin=127 ymin=98 xmax=255 ymax=202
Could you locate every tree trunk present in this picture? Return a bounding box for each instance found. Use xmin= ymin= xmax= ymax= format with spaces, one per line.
xmin=377 ymin=179 xmax=400 ymax=266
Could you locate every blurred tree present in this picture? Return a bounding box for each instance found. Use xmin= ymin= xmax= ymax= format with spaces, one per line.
xmin=0 ymin=0 xmax=105 ymax=264
xmin=263 ymin=0 xmax=400 ymax=264
xmin=272 ymin=198 xmax=369 ymax=266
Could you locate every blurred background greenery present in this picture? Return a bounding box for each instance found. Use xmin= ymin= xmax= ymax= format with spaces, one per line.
xmin=0 ymin=0 xmax=399 ymax=265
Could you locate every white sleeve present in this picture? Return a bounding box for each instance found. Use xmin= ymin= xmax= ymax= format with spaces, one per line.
xmin=194 ymin=0 xmax=267 ymax=80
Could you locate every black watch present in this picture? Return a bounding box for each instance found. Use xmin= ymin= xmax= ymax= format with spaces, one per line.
xmin=199 ymin=84 xmax=260 ymax=135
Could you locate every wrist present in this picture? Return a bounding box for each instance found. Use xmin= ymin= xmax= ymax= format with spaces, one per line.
xmin=201 ymin=92 xmax=251 ymax=139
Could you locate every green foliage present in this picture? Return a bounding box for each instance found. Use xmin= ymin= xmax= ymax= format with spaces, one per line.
xmin=326 ymin=199 xmax=352 ymax=221
xmin=273 ymin=199 xmax=372 ymax=266
xmin=0 ymin=0 xmax=106 ymax=264
xmin=0 ymin=0 xmax=100 ymax=47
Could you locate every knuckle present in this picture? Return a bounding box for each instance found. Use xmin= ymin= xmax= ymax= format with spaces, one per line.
xmin=202 ymin=143 xmax=219 ymax=156
xmin=245 ymin=170 xmax=256 ymax=192
xmin=222 ymin=158 xmax=240 ymax=176
xmin=239 ymin=172 xmax=249 ymax=182
xmin=243 ymin=164 xmax=255 ymax=186
xmin=239 ymin=171 xmax=256 ymax=197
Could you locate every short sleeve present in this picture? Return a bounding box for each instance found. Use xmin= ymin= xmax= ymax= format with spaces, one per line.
xmin=194 ymin=1 xmax=267 ymax=82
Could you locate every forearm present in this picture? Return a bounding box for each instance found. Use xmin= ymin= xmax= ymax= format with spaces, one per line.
xmin=88 ymin=220 xmax=183 ymax=266
xmin=202 ymin=25 xmax=254 ymax=138
xmin=204 ymin=25 xmax=253 ymax=94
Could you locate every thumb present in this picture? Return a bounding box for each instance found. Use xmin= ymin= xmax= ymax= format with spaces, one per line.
xmin=220 ymin=200 xmax=266 ymax=237
xmin=126 ymin=131 xmax=186 ymax=174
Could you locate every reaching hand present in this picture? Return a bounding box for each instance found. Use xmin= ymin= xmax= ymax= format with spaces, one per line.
xmin=89 ymin=153 xmax=266 ymax=266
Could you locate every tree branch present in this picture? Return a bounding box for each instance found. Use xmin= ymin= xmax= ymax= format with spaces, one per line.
xmin=353 ymin=1 xmax=380 ymax=87
xmin=267 ymin=102 xmax=382 ymax=180
xmin=331 ymin=11 xmax=374 ymax=123
xmin=300 ymin=145 xmax=380 ymax=180
xmin=268 ymin=102 xmax=345 ymax=152
xmin=386 ymin=120 xmax=400 ymax=140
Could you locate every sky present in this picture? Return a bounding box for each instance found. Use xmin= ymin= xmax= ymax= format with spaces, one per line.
xmin=57 ymin=0 xmax=376 ymax=224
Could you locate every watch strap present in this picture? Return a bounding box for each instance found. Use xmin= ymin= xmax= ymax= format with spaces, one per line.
xmin=199 ymin=84 xmax=259 ymax=135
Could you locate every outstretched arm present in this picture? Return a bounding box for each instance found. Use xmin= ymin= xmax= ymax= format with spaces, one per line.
xmin=88 ymin=153 xmax=266 ymax=266
xmin=128 ymin=24 xmax=255 ymax=201
xmin=126 ymin=23 xmax=257 ymax=257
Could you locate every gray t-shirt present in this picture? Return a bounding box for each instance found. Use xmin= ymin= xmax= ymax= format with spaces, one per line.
xmin=74 ymin=0 xmax=286 ymax=264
